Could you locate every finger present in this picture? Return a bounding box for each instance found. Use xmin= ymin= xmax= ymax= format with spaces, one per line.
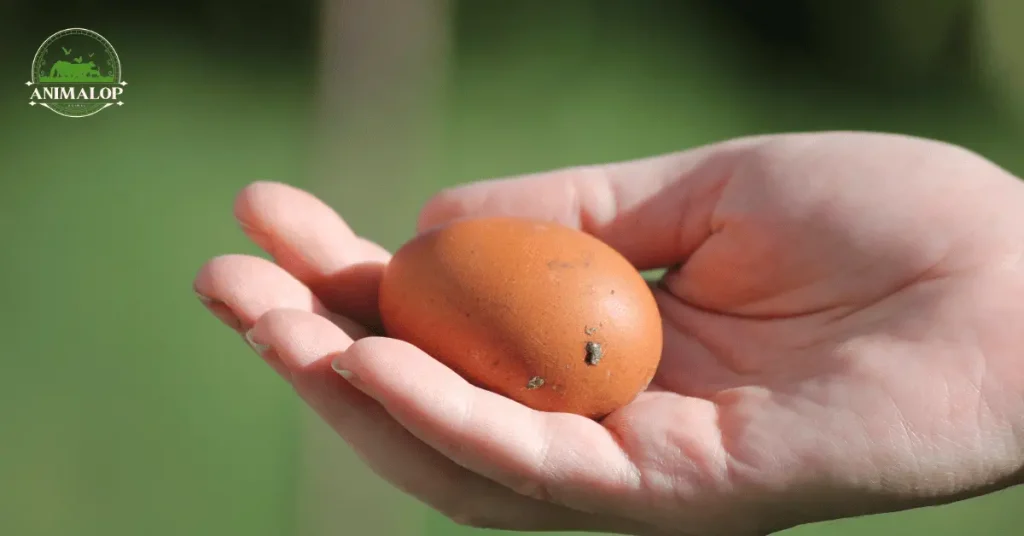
xmin=249 ymin=309 xmax=653 ymax=534
xmin=331 ymin=335 xmax=647 ymax=515
xmin=193 ymin=253 xmax=368 ymax=376
xmin=234 ymin=181 xmax=391 ymax=327
xmin=417 ymin=136 xmax=770 ymax=269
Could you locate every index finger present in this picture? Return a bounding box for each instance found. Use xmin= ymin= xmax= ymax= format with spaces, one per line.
xmin=417 ymin=136 xmax=768 ymax=270
xmin=234 ymin=181 xmax=391 ymax=328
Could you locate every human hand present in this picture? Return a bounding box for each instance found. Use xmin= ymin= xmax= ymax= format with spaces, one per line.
xmin=194 ymin=131 xmax=1024 ymax=535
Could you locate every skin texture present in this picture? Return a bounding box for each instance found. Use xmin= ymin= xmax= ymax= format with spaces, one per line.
xmin=379 ymin=217 xmax=663 ymax=419
xmin=194 ymin=131 xmax=1024 ymax=536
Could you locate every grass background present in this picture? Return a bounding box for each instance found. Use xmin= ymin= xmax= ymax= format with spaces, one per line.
xmin=1 ymin=1 xmax=1023 ymax=534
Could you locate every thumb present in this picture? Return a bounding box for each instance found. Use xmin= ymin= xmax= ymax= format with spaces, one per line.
xmin=417 ymin=136 xmax=767 ymax=270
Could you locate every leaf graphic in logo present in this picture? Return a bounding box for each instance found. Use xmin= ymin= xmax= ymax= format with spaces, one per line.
xmin=61 ymin=46 xmax=71 ymax=55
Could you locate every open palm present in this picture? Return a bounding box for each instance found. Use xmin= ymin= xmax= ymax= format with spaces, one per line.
xmin=195 ymin=132 xmax=1024 ymax=536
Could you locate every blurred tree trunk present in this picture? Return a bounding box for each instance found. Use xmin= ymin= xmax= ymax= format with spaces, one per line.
xmin=975 ymin=0 xmax=1024 ymax=123
xmin=307 ymin=0 xmax=452 ymax=248
xmin=296 ymin=1 xmax=451 ymax=536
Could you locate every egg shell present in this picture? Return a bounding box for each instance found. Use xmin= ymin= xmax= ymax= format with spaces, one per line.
xmin=378 ymin=216 xmax=663 ymax=419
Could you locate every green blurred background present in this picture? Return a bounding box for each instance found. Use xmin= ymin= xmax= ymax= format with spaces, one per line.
xmin=2 ymin=1 xmax=1024 ymax=534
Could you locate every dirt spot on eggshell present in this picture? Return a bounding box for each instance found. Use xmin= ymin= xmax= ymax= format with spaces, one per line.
xmin=585 ymin=341 xmax=603 ymax=366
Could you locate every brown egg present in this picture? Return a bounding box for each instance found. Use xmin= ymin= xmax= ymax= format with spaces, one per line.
xmin=378 ymin=216 xmax=663 ymax=419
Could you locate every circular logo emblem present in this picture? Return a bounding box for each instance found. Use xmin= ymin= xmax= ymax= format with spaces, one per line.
xmin=27 ymin=28 xmax=126 ymax=118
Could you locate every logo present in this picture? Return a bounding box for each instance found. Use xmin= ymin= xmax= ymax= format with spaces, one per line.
xmin=26 ymin=28 xmax=126 ymax=118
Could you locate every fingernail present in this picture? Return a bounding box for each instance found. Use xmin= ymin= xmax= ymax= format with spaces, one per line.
xmin=243 ymin=328 xmax=292 ymax=380
xmin=330 ymin=355 xmax=354 ymax=380
xmin=197 ymin=292 xmax=242 ymax=330
xmin=244 ymin=328 xmax=271 ymax=355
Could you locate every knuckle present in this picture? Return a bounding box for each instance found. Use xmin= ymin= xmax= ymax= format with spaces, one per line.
xmin=507 ymin=419 xmax=557 ymax=503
